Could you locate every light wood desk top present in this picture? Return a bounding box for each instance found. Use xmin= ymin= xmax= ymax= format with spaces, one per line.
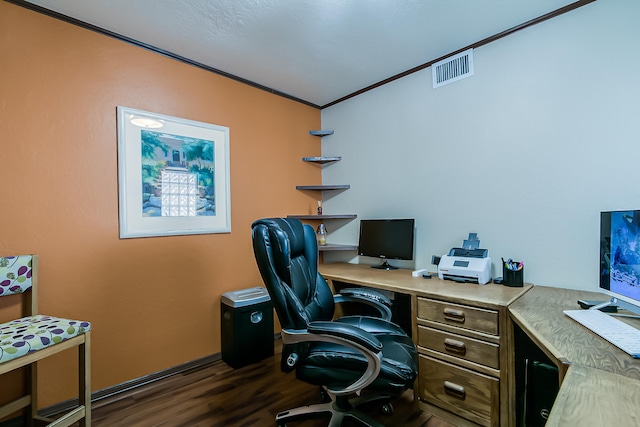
xmin=509 ymin=285 xmax=640 ymax=380
xmin=319 ymin=262 xmax=531 ymax=309
xmin=510 ymin=286 xmax=640 ymax=426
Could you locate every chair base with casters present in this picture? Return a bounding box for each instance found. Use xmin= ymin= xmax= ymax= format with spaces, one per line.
xmin=275 ymin=389 xmax=393 ymax=427
xmin=0 ymin=255 xmax=91 ymax=427
xmin=251 ymin=218 xmax=418 ymax=427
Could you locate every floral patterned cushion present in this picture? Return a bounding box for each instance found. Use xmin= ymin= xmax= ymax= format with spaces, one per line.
xmin=0 ymin=255 xmax=33 ymax=296
xmin=0 ymin=315 xmax=91 ymax=363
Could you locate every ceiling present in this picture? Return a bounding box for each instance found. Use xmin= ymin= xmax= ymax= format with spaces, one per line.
xmin=20 ymin=0 xmax=586 ymax=108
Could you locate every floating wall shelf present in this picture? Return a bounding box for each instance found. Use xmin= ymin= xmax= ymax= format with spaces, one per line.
xmin=317 ymin=243 xmax=358 ymax=252
xmin=302 ymin=156 xmax=342 ymax=165
xmin=296 ymin=185 xmax=350 ymax=191
xmin=309 ymin=130 xmax=334 ymax=137
xmin=287 ymin=214 xmax=357 ymax=220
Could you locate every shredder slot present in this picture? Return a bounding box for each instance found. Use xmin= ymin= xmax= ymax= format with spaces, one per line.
xmin=221 ymin=286 xmax=270 ymax=307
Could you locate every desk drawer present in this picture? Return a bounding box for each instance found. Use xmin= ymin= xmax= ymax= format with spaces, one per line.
xmin=417 ymin=325 xmax=500 ymax=370
xmin=417 ymin=297 xmax=499 ymax=336
xmin=419 ymin=354 xmax=499 ymax=427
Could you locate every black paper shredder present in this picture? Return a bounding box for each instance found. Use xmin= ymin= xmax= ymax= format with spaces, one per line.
xmin=221 ymin=287 xmax=274 ymax=368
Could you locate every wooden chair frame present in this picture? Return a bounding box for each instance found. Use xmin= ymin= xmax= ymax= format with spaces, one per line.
xmin=0 ymin=255 xmax=91 ymax=427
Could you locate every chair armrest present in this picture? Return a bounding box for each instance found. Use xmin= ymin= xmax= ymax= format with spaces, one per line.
xmin=334 ymin=287 xmax=393 ymax=321
xmin=281 ymin=322 xmax=383 ymax=395
xmin=307 ymin=321 xmax=383 ymax=352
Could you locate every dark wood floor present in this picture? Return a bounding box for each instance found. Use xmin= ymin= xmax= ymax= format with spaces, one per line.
xmin=91 ymin=339 xmax=454 ymax=426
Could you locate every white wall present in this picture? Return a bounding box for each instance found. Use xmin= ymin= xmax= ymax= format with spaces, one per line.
xmin=320 ymin=0 xmax=640 ymax=290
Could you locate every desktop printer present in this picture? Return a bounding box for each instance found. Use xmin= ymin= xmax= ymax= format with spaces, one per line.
xmin=438 ymin=248 xmax=492 ymax=285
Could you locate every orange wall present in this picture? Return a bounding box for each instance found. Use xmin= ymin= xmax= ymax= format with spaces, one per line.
xmin=0 ymin=2 xmax=321 ymax=407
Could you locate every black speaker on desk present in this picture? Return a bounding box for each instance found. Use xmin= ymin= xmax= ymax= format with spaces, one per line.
xmin=523 ymin=359 xmax=559 ymax=427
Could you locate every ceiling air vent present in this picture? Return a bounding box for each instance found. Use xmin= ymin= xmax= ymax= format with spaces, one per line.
xmin=432 ymin=49 xmax=474 ymax=88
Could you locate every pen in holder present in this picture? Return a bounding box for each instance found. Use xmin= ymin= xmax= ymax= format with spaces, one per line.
xmin=502 ymin=258 xmax=524 ymax=287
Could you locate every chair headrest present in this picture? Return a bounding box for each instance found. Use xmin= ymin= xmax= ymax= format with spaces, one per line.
xmin=252 ymin=218 xmax=308 ymax=280
xmin=252 ymin=218 xmax=306 ymax=254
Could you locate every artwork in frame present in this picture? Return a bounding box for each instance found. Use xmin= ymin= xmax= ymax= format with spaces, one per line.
xmin=117 ymin=106 xmax=230 ymax=238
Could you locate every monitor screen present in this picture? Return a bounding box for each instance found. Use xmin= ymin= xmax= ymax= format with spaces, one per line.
xmin=358 ymin=219 xmax=415 ymax=270
xmin=600 ymin=210 xmax=640 ymax=314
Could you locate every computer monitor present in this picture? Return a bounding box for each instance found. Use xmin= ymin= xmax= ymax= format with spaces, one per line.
xmin=357 ymin=219 xmax=415 ymax=270
xmin=599 ymin=210 xmax=640 ymax=315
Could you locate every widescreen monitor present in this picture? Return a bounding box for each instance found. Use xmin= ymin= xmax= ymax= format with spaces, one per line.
xmin=358 ymin=219 xmax=415 ymax=270
xmin=600 ymin=210 xmax=640 ymax=315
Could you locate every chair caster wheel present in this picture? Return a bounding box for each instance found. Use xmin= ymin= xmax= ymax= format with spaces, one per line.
xmin=382 ymin=402 xmax=394 ymax=415
xmin=319 ymin=388 xmax=331 ymax=402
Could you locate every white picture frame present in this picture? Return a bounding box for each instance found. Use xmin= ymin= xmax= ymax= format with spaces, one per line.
xmin=117 ymin=106 xmax=230 ymax=238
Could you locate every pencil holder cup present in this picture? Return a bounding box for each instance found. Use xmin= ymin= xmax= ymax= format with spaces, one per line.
xmin=503 ymin=263 xmax=524 ymax=287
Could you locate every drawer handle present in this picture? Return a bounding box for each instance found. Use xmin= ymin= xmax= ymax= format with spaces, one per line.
xmin=444 ymin=381 xmax=466 ymax=400
xmin=443 ymin=307 xmax=465 ymax=323
xmin=444 ymin=338 xmax=466 ymax=354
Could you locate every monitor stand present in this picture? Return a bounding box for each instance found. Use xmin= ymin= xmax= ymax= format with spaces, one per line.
xmin=591 ymin=297 xmax=640 ymax=318
xmin=372 ymin=260 xmax=398 ymax=270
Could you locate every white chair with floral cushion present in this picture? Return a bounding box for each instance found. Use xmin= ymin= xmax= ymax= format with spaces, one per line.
xmin=0 ymin=254 xmax=91 ymax=427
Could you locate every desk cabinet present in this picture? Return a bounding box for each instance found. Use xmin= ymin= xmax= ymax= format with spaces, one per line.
xmin=416 ymin=297 xmax=502 ymax=427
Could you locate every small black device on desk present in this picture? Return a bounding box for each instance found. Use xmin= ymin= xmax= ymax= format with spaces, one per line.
xmin=577 ymin=299 xmax=618 ymax=313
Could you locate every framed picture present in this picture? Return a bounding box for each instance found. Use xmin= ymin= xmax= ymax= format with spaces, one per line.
xmin=117 ymin=106 xmax=230 ymax=238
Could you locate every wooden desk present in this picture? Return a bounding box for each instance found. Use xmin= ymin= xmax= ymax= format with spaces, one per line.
xmin=320 ymin=263 xmax=532 ymax=427
xmin=320 ymin=264 xmax=640 ymax=426
xmin=509 ymin=286 xmax=640 ymax=380
xmin=320 ymin=263 xmax=531 ymax=311
xmin=509 ymin=286 xmax=640 ymax=425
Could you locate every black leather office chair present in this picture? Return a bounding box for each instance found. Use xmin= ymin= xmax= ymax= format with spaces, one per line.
xmin=251 ymin=218 xmax=418 ymax=427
